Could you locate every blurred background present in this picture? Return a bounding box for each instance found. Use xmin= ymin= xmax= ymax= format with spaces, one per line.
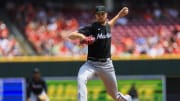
xmin=0 ymin=0 xmax=180 ymax=101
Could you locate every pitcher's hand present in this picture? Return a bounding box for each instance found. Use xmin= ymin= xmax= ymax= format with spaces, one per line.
xmin=80 ymin=36 xmax=95 ymax=45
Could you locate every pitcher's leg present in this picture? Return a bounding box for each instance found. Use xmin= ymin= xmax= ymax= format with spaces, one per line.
xmin=97 ymin=68 xmax=130 ymax=101
xmin=97 ymin=69 xmax=118 ymax=100
xmin=77 ymin=62 xmax=96 ymax=101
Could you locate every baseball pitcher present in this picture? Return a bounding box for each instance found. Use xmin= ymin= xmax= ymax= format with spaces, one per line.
xmin=68 ymin=5 xmax=132 ymax=101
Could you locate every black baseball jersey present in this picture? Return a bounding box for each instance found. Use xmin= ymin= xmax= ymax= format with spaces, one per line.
xmin=78 ymin=22 xmax=111 ymax=59
xmin=27 ymin=78 xmax=47 ymax=98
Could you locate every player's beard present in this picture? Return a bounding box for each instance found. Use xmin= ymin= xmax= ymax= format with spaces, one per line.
xmin=98 ymin=19 xmax=107 ymax=25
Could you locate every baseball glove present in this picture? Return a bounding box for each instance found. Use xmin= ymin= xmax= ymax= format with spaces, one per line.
xmin=38 ymin=93 xmax=49 ymax=101
xmin=80 ymin=36 xmax=95 ymax=45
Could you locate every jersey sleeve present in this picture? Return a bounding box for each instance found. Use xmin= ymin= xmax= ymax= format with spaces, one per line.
xmin=78 ymin=24 xmax=92 ymax=36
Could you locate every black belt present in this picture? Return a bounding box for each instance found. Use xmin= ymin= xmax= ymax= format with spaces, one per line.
xmin=87 ymin=57 xmax=110 ymax=62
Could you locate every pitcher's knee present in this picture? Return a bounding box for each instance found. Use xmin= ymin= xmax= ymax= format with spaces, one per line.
xmin=77 ymin=75 xmax=87 ymax=84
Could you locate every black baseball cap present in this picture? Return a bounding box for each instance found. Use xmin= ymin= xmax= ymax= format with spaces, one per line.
xmin=95 ymin=5 xmax=107 ymax=13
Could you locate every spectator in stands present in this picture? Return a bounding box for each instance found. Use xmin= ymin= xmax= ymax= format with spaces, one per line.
xmin=148 ymin=42 xmax=165 ymax=57
xmin=153 ymin=3 xmax=162 ymax=19
xmin=117 ymin=17 xmax=128 ymax=25
xmin=143 ymin=10 xmax=153 ymax=23
xmin=0 ymin=21 xmax=22 ymax=56
xmin=5 ymin=0 xmax=180 ymax=57
xmin=173 ymin=24 xmax=180 ymax=35
xmin=167 ymin=7 xmax=179 ymax=19
xmin=135 ymin=36 xmax=149 ymax=54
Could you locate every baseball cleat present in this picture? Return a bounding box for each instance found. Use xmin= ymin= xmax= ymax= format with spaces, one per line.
xmin=123 ymin=95 xmax=132 ymax=101
xmin=118 ymin=93 xmax=132 ymax=101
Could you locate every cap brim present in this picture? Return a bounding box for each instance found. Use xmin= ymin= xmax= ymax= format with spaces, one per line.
xmin=96 ymin=11 xmax=106 ymax=13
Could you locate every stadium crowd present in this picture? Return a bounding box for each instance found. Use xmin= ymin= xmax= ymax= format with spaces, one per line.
xmin=0 ymin=20 xmax=22 ymax=56
xmin=5 ymin=0 xmax=180 ymax=57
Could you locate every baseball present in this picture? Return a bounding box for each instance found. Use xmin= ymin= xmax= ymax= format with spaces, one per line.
xmin=124 ymin=8 xmax=129 ymax=14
